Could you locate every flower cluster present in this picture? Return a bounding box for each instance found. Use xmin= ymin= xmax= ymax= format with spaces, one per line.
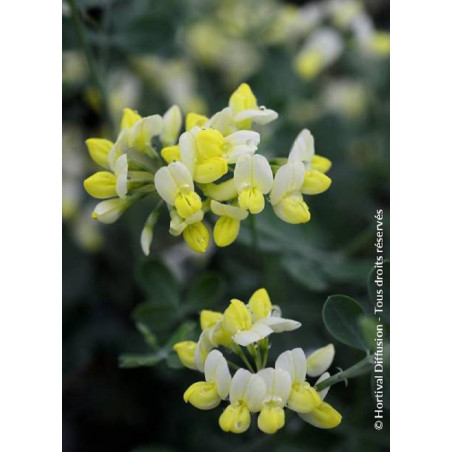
xmin=83 ymin=84 xmax=332 ymax=254
xmin=173 ymin=288 xmax=341 ymax=434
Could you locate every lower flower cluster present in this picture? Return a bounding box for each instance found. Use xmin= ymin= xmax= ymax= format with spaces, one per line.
xmin=173 ymin=289 xmax=341 ymax=434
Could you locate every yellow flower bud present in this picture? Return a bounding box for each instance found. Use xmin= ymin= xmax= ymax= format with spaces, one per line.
xmin=257 ymin=407 xmax=285 ymax=434
xmin=83 ymin=172 xmax=117 ymax=199
xmin=249 ymin=288 xmax=272 ymax=320
xmin=273 ymin=194 xmax=311 ymax=224
xmin=186 ymin=112 xmax=208 ymax=131
xmin=121 ymin=107 xmax=141 ymax=130
xmin=182 ymin=222 xmax=210 ymax=253
xmin=311 ymin=155 xmax=332 ymax=173
xmin=296 ymin=51 xmax=323 ymax=80
xmin=173 ymin=341 xmax=197 ymax=370
xmin=183 ymin=382 xmax=221 ymax=410
xmin=161 ymin=145 xmax=181 ymax=164
xmin=174 ymin=191 xmax=202 ymax=219
xmin=301 ymin=170 xmax=332 ymax=195
xmin=209 ymin=321 xmax=233 ymax=348
xmin=219 ymin=403 xmax=251 ymax=434
xmin=301 ymin=402 xmax=342 ymax=429
xmin=213 ymin=216 xmax=240 ymax=247
xmin=288 ymin=382 xmax=322 ymax=413
xmin=200 ymin=310 xmax=223 ymax=331
xmin=85 ymin=138 xmax=114 ymax=168
xmin=229 ymin=83 xmax=258 ymax=112
xmin=223 ymin=299 xmax=252 ymax=334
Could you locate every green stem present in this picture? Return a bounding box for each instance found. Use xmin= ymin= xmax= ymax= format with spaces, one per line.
xmin=68 ymin=0 xmax=115 ymax=136
xmin=232 ymin=343 xmax=255 ymax=373
xmin=247 ymin=344 xmax=262 ymax=371
xmin=259 ymin=338 xmax=269 ymax=368
xmin=314 ymin=354 xmax=374 ymax=392
xmin=227 ymin=360 xmax=240 ymax=371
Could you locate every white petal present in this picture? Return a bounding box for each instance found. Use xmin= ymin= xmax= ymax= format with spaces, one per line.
xmin=169 ymin=209 xmax=204 ymax=236
xmin=230 ymin=370 xmax=266 ymax=412
xmin=260 ymin=316 xmax=301 ymax=333
xmin=132 ymin=114 xmax=163 ymax=140
xmin=204 ymin=350 xmax=231 ymax=399
xmin=92 ymin=198 xmax=129 ymax=224
xmin=167 ymin=161 xmax=194 ymax=191
xmin=288 ymin=129 xmax=315 ymax=163
xmin=140 ymin=224 xmax=153 ymax=256
xmin=161 ymin=105 xmax=182 ymax=146
xmin=234 ymin=108 xmax=278 ymax=125
xmin=194 ymin=330 xmax=214 ymax=372
xmin=233 ymin=155 xmax=252 ymax=191
xmin=114 ymin=154 xmax=128 ymax=199
xmin=179 ymin=130 xmax=197 ymax=176
xmin=154 ymin=167 xmax=178 ymax=205
xmin=225 ymin=130 xmax=260 ymax=147
xmin=206 ymin=107 xmax=235 ymax=135
xmin=252 ymin=154 xmax=273 ymax=194
xmin=226 ymin=144 xmax=257 ymax=163
xmin=210 ymin=200 xmax=249 ymax=220
xmin=233 ymin=322 xmax=273 ymax=346
xmin=306 ymin=344 xmax=335 ymax=378
xmin=275 ymin=348 xmax=307 ymax=383
xmin=269 ymin=163 xmax=305 ymax=205
xmin=258 ymin=368 xmax=292 ymax=405
xmin=315 ymin=372 xmax=331 ymax=401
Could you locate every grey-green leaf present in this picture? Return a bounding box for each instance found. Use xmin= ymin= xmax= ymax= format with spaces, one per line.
xmin=322 ymin=295 xmax=368 ymax=351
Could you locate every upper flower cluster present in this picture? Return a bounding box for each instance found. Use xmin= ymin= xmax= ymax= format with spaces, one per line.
xmin=83 ymin=84 xmax=332 ymax=254
xmin=173 ymin=288 xmax=341 ymax=434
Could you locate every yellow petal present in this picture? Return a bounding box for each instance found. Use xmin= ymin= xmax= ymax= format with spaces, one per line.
xmin=182 ymin=222 xmax=210 ymax=253
xmin=249 ymin=288 xmax=272 ymax=320
xmin=257 ymin=407 xmax=285 ymax=434
xmin=229 ymin=83 xmax=258 ymax=112
xmin=295 ymin=51 xmax=323 ymax=80
xmin=121 ymin=107 xmax=142 ymax=130
xmin=161 ymin=145 xmax=181 ymax=163
xmin=194 ymin=157 xmax=228 ymax=184
xmin=238 ymin=187 xmax=266 ymax=214
xmin=196 ymin=128 xmax=225 ymax=159
xmin=219 ymin=403 xmax=251 ymax=434
xmin=223 ymin=299 xmax=252 ymax=334
xmin=183 ymin=381 xmax=221 ymax=410
xmin=186 ymin=112 xmax=208 ymax=130
xmin=213 ymin=216 xmax=240 ymax=247
xmin=174 ymin=191 xmax=202 ymax=219
xmin=200 ymin=310 xmax=223 ymax=331
xmin=301 ymin=170 xmax=332 ymax=195
xmin=311 ymin=155 xmax=332 ymax=173
xmin=173 ymin=341 xmax=197 ymax=369
xmin=201 ymin=179 xmax=238 ymax=201
xmin=300 ymin=402 xmax=342 ymax=429
xmin=83 ymin=172 xmax=117 ymax=199
xmin=288 ymin=382 xmax=322 ymax=413
xmin=85 ymin=138 xmax=114 ymax=168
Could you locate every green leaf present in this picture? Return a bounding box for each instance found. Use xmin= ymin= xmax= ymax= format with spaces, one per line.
xmin=367 ymin=260 xmax=390 ymax=324
xmin=136 ymin=259 xmax=180 ymax=307
xmin=322 ymin=295 xmax=368 ymax=350
xmin=132 ymin=302 xmax=178 ymax=335
xmin=359 ymin=315 xmax=379 ymax=352
xmin=136 ymin=322 xmax=158 ymax=349
xmin=119 ymin=351 xmax=167 ymax=368
xmin=282 ymin=257 xmax=329 ymax=292
xmin=185 ymin=273 xmax=226 ymax=313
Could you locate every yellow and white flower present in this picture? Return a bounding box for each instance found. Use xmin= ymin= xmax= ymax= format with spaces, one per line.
xmin=288 ymin=129 xmax=332 ymax=195
xmin=219 ymin=369 xmax=266 ymax=433
xmin=229 ymin=83 xmax=278 ymax=129
xmin=154 ymin=161 xmax=202 ymax=219
xmin=168 ymin=209 xmax=210 ymax=253
xmin=184 ymin=350 xmax=231 ymax=410
xmin=257 ymin=368 xmax=292 ymax=434
xmin=91 ymin=197 xmax=132 ymax=224
xmin=223 ymin=289 xmax=301 ymax=347
xmin=275 ymin=348 xmax=322 ymax=414
xmin=299 ymin=372 xmax=342 ymax=429
xmin=234 ymin=154 xmax=273 ymax=214
xmin=270 ymin=162 xmax=310 ymax=224
xmin=295 ymin=28 xmax=344 ymax=80
xmin=210 ymin=200 xmax=248 ymax=247
xmin=179 ymin=127 xmax=260 ymax=184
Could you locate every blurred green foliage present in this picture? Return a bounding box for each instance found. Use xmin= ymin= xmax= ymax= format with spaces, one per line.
xmin=63 ymin=0 xmax=389 ymax=450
